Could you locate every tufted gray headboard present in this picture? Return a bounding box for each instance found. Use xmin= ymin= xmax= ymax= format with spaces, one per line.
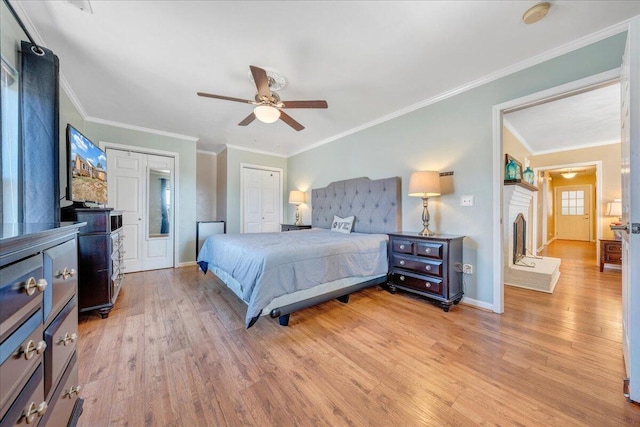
xmin=311 ymin=176 xmax=402 ymax=234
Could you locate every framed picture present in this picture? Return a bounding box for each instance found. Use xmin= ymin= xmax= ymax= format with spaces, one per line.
xmin=505 ymin=154 xmax=523 ymax=180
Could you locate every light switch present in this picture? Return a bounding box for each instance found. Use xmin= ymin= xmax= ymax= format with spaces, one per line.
xmin=461 ymin=195 xmax=474 ymax=206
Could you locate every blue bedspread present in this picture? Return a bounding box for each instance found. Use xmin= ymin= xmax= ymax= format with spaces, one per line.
xmin=197 ymin=228 xmax=388 ymax=327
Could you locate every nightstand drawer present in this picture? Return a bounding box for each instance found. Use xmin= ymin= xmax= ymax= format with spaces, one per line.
xmin=391 ymin=255 xmax=443 ymax=277
xmin=390 ymin=271 xmax=442 ymax=295
xmin=391 ymin=239 xmax=414 ymax=254
xmin=415 ymin=242 xmax=443 ymax=259
xmin=603 ymin=242 xmax=621 ymax=253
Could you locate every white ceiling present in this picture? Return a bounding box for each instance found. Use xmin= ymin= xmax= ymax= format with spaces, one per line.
xmin=13 ymin=1 xmax=640 ymax=157
xmin=504 ymin=82 xmax=621 ymax=154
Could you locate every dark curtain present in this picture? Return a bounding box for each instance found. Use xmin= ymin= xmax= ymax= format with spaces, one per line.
xmin=160 ymin=178 xmax=169 ymax=234
xmin=21 ymin=41 xmax=60 ymax=222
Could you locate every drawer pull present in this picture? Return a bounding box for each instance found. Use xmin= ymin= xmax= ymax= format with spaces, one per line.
xmin=56 ymin=267 xmax=76 ymax=280
xmin=399 ymin=275 xmax=405 ymax=281
xmin=64 ymin=385 xmax=82 ymax=398
xmin=23 ymin=401 xmax=48 ymax=424
xmin=425 ymin=265 xmax=431 ymax=271
xmin=424 ymin=248 xmax=431 ymax=254
xmin=58 ymin=332 xmax=78 ymax=346
xmin=399 ymin=260 xmax=405 ymax=266
xmin=399 ymin=244 xmax=405 ymax=250
xmin=23 ymin=278 xmax=47 ymax=296
xmin=22 ymin=340 xmax=47 ymax=360
xmin=425 ymin=282 xmax=431 ymax=288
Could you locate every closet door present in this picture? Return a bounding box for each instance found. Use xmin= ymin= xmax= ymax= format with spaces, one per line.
xmin=107 ymin=149 xmax=145 ymax=272
xmin=107 ymin=149 xmax=175 ymax=272
xmin=242 ymin=166 xmax=282 ymax=233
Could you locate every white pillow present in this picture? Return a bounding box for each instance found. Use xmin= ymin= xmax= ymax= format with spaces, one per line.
xmin=331 ymin=215 xmax=355 ymax=234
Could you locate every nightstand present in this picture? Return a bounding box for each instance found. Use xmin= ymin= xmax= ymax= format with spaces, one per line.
xmin=600 ymin=239 xmax=622 ymax=271
xmin=387 ymin=232 xmax=464 ymax=312
xmin=281 ymin=224 xmax=312 ymax=232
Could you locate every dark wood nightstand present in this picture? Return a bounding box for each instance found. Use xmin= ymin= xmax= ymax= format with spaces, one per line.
xmin=281 ymin=224 xmax=312 ymax=232
xmin=387 ymin=232 xmax=464 ymax=312
xmin=600 ymin=239 xmax=622 ymax=271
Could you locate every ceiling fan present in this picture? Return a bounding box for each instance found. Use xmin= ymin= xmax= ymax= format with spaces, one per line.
xmin=197 ymin=65 xmax=328 ymax=131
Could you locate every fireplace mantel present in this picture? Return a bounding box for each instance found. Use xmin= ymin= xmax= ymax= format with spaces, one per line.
xmin=504 ymin=179 xmax=538 ymax=192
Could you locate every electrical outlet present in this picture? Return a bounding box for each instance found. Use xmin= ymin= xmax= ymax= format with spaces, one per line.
xmin=462 ymin=264 xmax=473 ymax=274
xmin=461 ymin=195 xmax=474 ymax=207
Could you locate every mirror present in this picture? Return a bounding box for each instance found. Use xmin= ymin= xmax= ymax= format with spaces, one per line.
xmin=148 ymin=168 xmax=171 ymax=238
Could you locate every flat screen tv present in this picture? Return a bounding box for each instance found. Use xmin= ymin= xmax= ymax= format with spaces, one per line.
xmin=66 ymin=124 xmax=108 ymax=205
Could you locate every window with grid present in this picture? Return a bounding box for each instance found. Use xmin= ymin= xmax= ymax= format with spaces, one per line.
xmin=561 ymin=190 xmax=585 ymax=215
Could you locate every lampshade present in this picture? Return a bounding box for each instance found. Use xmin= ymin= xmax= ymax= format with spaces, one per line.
xmin=254 ymin=105 xmax=281 ymax=123
xmin=408 ymin=171 xmax=441 ymax=197
xmin=288 ymin=190 xmax=305 ymax=205
xmin=606 ymin=200 xmax=622 ymax=217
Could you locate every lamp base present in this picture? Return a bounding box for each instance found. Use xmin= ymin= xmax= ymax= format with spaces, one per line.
xmin=418 ymin=227 xmax=435 ymax=237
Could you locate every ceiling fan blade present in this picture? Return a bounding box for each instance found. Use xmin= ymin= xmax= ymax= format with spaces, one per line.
xmin=281 ymin=100 xmax=328 ymax=109
xmin=279 ymin=110 xmax=305 ymax=131
xmin=238 ymin=112 xmax=256 ymax=126
xmin=197 ymin=92 xmax=253 ymax=104
xmin=250 ymin=65 xmax=271 ymax=98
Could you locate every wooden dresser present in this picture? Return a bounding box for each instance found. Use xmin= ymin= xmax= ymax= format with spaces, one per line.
xmin=387 ymin=232 xmax=464 ymax=312
xmin=281 ymin=224 xmax=312 ymax=232
xmin=600 ymin=239 xmax=622 ymax=271
xmin=0 ymin=223 xmax=84 ymax=426
xmin=61 ymin=208 xmax=124 ymax=318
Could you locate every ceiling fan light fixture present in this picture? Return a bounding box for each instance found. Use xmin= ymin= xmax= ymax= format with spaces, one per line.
xmin=254 ymin=105 xmax=280 ymax=123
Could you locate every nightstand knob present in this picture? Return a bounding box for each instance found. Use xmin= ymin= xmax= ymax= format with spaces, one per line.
xmin=425 ymin=265 xmax=431 ymax=271
xmin=399 ymin=244 xmax=405 ymax=250
xmin=399 ymin=260 xmax=405 ymax=266
xmin=425 ymin=282 xmax=431 ymax=288
xmin=399 ymin=275 xmax=405 ymax=281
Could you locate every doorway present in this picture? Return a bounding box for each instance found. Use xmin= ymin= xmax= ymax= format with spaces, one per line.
xmin=101 ymin=142 xmax=179 ymax=272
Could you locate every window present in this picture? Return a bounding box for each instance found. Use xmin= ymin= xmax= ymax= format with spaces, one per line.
xmin=561 ymin=190 xmax=585 ymax=216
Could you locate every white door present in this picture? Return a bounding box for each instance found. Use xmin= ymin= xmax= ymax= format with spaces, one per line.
xmin=555 ymin=185 xmax=591 ymax=241
xmin=619 ymin=17 xmax=639 ymax=402
xmin=143 ymin=154 xmax=175 ymax=270
xmin=107 ymin=149 xmax=175 ymax=272
xmin=107 ymin=149 xmax=145 ymax=272
xmin=242 ymin=166 xmax=282 ymax=233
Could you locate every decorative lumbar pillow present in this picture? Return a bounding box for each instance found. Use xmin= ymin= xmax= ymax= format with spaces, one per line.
xmin=331 ymin=215 xmax=355 ymax=234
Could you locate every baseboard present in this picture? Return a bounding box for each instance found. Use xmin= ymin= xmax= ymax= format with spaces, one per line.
xmin=460 ymin=296 xmax=494 ymax=312
xmin=178 ymin=261 xmax=197 ymax=268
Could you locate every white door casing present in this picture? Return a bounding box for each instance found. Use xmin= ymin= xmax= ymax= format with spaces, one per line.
xmin=620 ymin=17 xmax=639 ymax=402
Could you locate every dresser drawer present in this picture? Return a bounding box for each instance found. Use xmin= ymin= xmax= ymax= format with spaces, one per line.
xmin=0 ymin=256 xmax=44 ymax=343
xmin=603 ymin=242 xmax=622 ymax=253
xmin=0 ymin=364 xmax=44 ymax=427
xmin=44 ymin=298 xmax=78 ymax=399
xmin=39 ymin=353 xmax=80 ymax=427
xmin=391 ymin=255 xmax=443 ymax=277
xmin=0 ymin=313 xmax=44 ymax=421
xmin=390 ymin=271 xmax=443 ymax=296
xmin=415 ymin=241 xmax=443 ymax=259
xmin=43 ymin=239 xmax=78 ymax=327
xmin=391 ymin=239 xmax=414 ymax=254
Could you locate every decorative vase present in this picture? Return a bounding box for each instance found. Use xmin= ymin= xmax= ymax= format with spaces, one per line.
xmin=506 ymin=158 xmax=518 ymax=180
xmin=523 ymin=166 xmax=535 ymax=185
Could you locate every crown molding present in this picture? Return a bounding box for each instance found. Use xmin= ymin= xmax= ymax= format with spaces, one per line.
xmin=85 ymin=116 xmax=198 ymax=142
xmin=532 ymin=138 xmax=620 ymax=156
xmin=196 ymin=149 xmax=217 ymax=155
xmin=225 ymin=144 xmax=288 ymax=158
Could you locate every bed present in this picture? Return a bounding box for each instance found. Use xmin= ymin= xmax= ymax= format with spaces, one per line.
xmin=197 ymin=176 xmax=401 ymax=327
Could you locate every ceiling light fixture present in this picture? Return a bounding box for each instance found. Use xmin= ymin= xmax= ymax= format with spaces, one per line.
xmin=522 ymin=2 xmax=551 ymax=25
xmin=561 ymin=171 xmax=577 ymax=179
xmin=254 ymin=105 xmax=281 ymax=123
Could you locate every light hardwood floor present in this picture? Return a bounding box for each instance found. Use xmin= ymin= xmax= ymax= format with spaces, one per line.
xmin=77 ymin=240 xmax=640 ymax=426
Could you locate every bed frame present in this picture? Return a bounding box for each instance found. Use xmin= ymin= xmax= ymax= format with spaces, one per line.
xmin=248 ymin=176 xmax=402 ymax=327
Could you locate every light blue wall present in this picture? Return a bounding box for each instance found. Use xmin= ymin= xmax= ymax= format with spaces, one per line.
xmin=84 ymin=122 xmax=197 ymax=264
xmin=287 ymin=33 xmax=627 ymax=305
xmin=224 ymin=147 xmax=288 ymax=234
